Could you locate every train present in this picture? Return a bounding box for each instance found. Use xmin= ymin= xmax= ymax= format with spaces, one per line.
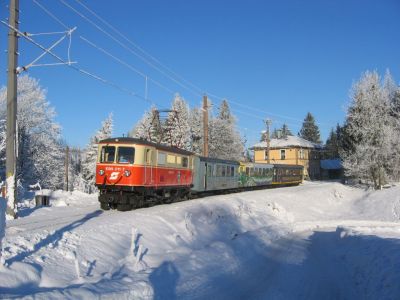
xmin=95 ymin=137 xmax=303 ymax=211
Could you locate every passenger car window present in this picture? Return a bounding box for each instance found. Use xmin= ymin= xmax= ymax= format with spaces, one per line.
xmin=117 ymin=147 xmax=135 ymax=164
xmin=182 ymin=157 xmax=188 ymax=168
xmin=100 ymin=146 xmax=116 ymax=163
xmin=167 ymin=154 xmax=176 ymax=164
xmin=158 ymin=152 xmax=166 ymax=165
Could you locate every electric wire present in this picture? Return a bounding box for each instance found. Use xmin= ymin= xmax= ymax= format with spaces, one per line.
xmin=1 ymin=21 xmax=157 ymax=106
xmin=33 ymin=0 xmax=334 ymax=132
xmin=74 ymin=0 xmax=205 ymax=95
xmin=70 ymin=0 xmax=332 ymax=129
xmin=33 ymin=0 xmax=178 ymax=101
xmin=58 ymin=0 xmax=203 ymax=98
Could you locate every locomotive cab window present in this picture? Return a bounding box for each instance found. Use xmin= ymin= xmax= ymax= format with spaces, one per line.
xmin=100 ymin=146 xmax=116 ymax=163
xmin=117 ymin=147 xmax=135 ymax=164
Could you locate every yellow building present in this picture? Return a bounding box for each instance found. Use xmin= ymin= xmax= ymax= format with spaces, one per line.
xmin=251 ymin=135 xmax=322 ymax=179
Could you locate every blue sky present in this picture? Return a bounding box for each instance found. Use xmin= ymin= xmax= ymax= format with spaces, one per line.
xmin=0 ymin=0 xmax=399 ymax=148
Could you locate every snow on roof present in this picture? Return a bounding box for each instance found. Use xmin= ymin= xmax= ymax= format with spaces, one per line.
xmin=321 ymin=159 xmax=343 ymax=170
xmin=252 ymin=135 xmax=323 ymax=149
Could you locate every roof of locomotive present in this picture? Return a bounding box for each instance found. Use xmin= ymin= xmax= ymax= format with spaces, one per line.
xmin=99 ymin=137 xmax=194 ymax=156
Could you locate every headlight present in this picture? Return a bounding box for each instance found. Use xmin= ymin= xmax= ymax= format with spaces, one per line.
xmin=99 ymin=169 xmax=105 ymax=176
xmin=124 ymin=170 xmax=131 ymax=177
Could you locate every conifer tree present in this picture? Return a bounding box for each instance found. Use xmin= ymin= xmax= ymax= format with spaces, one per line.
xmin=209 ymin=100 xmax=244 ymax=160
xmin=325 ymin=124 xmax=341 ymax=158
xmin=281 ymin=123 xmax=292 ymax=137
xmin=0 ymin=75 xmax=64 ymax=191
xmin=130 ymin=106 xmax=161 ymax=143
xmin=163 ymin=94 xmax=191 ymax=150
xmin=189 ymin=107 xmax=203 ymax=155
xmin=80 ymin=113 xmax=113 ymax=193
xmin=298 ymin=112 xmax=321 ymax=144
xmin=341 ymin=71 xmax=393 ymax=188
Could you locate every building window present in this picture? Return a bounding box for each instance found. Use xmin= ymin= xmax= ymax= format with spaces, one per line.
xmin=280 ymin=149 xmax=286 ymax=160
xmin=264 ymin=150 xmax=269 ymax=160
xmin=299 ymin=149 xmax=304 ymax=159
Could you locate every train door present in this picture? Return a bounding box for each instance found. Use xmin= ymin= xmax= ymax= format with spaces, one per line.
xmin=144 ymin=148 xmax=153 ymax=185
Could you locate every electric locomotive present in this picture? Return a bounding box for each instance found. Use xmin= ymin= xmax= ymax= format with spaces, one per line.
xmin=96 ymin=137 xmax=194 ymax=211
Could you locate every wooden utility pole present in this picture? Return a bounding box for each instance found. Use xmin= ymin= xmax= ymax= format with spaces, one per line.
xmin=6 ymin=0 xmax=19 ymax=219
xmin=65 ymin=146 xmax=69 ymax=191
xmin=265 ymin=119 xmax=272 ymax=164
xmin=202 ymin=95 xmax=209 ymax=157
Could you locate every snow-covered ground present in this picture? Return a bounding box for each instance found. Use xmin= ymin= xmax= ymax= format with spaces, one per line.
xmin=1 ymin=181 xmax=400 ymax=299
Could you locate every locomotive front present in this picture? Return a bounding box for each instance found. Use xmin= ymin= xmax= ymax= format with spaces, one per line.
xmin=96 ymin=140 xmax=142 ymax=188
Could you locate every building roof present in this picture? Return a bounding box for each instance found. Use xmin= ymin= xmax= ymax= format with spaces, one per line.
xmin=251 ymin=135 xmax=323 ymax=150
xmin=320 ymin=159 xmax=342 ymax=170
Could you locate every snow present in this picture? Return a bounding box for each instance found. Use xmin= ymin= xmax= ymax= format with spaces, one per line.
xmin=252 ymin=135 xmax=323 ymax=149
xmin=0 ymin=182 xmax=400 ymax=299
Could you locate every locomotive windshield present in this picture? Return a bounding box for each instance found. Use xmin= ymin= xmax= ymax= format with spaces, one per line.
xmin=100 ymin=146 xmax=116 ymax=163
xmin=99 ymin=146 xmax=135 ymax=164
xmin=117 ymin=147 xmax=135 ymax=164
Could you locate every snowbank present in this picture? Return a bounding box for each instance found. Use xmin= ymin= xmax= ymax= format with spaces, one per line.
xmin=0 ymin=182 xmax=399 ymax=299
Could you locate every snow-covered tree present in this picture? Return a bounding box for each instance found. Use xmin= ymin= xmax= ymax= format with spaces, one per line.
xmin=341 ymin=71 xmax=394 ymax=188
xmin=163 ymin=94 xmax=191 ymax=150
xmin=0 ymin=76 xmax=64 ymax=191
xmin=269 ymin=124 xmax=293 ymax=139
xmin=281 ymin=123 xmax=293 ymax=137
xmin=209 ymin=100 xmax=244 ymax=160
xmin=298 ymin=112 xmax=321 ymax=144
xmin=129 ymin=105 xmax=162 ymax=143
xmin=383 ymin=71 xmax=400 ymax=181
xmin=80 ymin=113 xmax=113 ymax=193
xmin=189 ymin=107 xmax=203 ymax=155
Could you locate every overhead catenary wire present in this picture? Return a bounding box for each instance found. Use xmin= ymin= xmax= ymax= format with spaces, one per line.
xmin=74 ymin=0 xmax=205 ymax=96
xmin=0 ymin=21 xmax=157 ymax=106
xmin=79 ymin=36 xmax=175 ymax=95
xmin=32 ymin=0 xmax=177 ymax=100
xmin=31 ymin=0 xmax=200 ymax=109
xmin=58 ymin=0 xmax=203 ymax=99
xmin=69 ymin=0 xmax=333 ymax=129
xmin=33 ymin=0 xmax=334 ymax=131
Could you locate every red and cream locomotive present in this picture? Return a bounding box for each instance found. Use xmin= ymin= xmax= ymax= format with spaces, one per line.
xmin=96 ymin=137 xmax=194 ymax=211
